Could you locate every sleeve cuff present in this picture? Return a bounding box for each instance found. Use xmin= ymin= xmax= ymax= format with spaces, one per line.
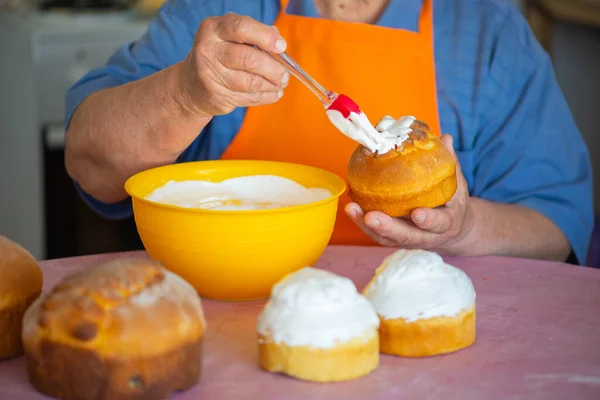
xmin=74 ymin=182 xmax=134 ymax=221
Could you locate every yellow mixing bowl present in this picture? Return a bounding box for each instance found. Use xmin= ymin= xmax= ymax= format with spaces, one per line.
xmin=124 ymin=160 xmax=346 ymax=301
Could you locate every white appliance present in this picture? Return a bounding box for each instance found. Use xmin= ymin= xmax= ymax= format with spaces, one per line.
xmin=0 ymin=10 xmax=148 ymax=259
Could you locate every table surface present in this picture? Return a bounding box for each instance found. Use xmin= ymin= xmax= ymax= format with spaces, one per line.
xmin=1 ymin=246 xmax=600 ymax=400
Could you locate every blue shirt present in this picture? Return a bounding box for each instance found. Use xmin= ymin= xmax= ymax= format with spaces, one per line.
xmin=66 ymin=0 xmax=594 ymax=264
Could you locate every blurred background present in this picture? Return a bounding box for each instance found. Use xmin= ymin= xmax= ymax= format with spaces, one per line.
xmin=0 ymin=0 xmax=599 ymax=265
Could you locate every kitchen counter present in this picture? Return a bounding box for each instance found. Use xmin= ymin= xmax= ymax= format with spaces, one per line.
xmin=1 ymin=246 xmax=599 ymax=399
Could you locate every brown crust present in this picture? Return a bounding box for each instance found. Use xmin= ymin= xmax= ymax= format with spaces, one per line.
xmin=0 ymin=236 xmax=43 ymax=359
xmin=22 ymin=259 xmax=206 ymax=400
xmin=258 ymin=332 xmax=379 ymax=382
xmin=347 ymin=120 xmax=457 ymax=217
xmin=378 ymin=306 xmax=476 ymax=357
xmin=0 ymin=291 xmax=41 ymax=359
xmin=25 ymin=335 xmax=203 ymax=400
xmin=0 ymin=236 xmax=43 ymax=308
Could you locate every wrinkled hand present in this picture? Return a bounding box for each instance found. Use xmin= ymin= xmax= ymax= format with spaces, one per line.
xmin=346 ymin=134 xmax=475 ymax=255
xmin=181 ymin=12 xmax=290 ymax=117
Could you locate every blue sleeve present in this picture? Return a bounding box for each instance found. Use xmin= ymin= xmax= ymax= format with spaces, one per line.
xmin=65 ymin=0 xmax=196 ymax=220
xmin=468 ymin=8 xmax=594 ymax=264
xmin=66 ymin=1 xmax=196 ymax=128
xmin=64 ymin=0 xmax=279 ymax=220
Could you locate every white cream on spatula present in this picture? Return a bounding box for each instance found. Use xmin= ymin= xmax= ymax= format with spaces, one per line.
xmin=327 ymin=108 xmax=416 ymax=155
xmin=261 ymin=50 xmax=414 ymax=155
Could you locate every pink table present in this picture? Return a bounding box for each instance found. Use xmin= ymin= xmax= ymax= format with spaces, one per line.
xmin=1 ymin=246 xmax=600 ymax=400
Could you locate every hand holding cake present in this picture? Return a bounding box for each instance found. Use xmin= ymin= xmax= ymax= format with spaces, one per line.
xmin=347 ymin=133 xmax=474 ymax=254
xmin=327 ymin=106 xmax=474 ymax=255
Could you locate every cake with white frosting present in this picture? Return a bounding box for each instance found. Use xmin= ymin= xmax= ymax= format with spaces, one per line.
xmin=256 ymin=267 xmax=380 ymax=382
xmin=363 ymin=249 xmax=476 ymax=357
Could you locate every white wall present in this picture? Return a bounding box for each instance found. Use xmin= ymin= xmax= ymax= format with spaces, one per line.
xmin=514 ymin=0 xmax=600 ymax=210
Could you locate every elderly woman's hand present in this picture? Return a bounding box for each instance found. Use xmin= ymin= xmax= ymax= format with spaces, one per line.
xmin=179 ymin=12 xmax=290 ymax=117
xmin=345 ymin=134 xmax=475 ymax=255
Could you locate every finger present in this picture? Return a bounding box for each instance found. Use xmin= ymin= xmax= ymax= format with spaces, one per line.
xmin=344 ymin=203 xmax=397 ymax=246
xmin=447 ymin=166 xmax=468 ymax=208
xmin=218 ymin=43 xmax=289 ymax=87
xmin=233 ymin=89 xmax=284 ymax=107
xmin=218 ymin=13 xmax=287 ymax=53
xmin=410 ymin=206 xmax=455 ymax=234
xmin=440 ymin=133 xmax=453 ymax=151
xmin=221 ymin=69 xmax=284 ymax=93
xmin=364 ymin=210 xmax=437 ymax=247
xmin=440 ymin=134 xmax=463 ymax=175
xmin=440 ymin=133 xmax=469 ymax=208
xmin=440 ymin=134 xmax=459 ymax=163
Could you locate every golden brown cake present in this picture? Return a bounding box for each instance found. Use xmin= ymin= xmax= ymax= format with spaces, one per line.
xmin=363 ymin=249 xmax=476 ymax=357
xmin=257 ymin=267 xmax=380 ymax=382
xmin=21 ymin=258 xmax=206 ymax=400
xmin=347 ymin=117 xmax=457 ymax=217
xmin=0 ymin=236 xmax=43 ymax=359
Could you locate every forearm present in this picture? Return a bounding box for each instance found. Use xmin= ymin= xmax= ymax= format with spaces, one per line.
xmin=65 ymin=61 xmax=211 ymax=204
xmin=456 ymin=198 xmax=571 ymax=261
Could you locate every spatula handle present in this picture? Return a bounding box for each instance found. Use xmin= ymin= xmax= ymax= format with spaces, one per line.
xmin=264 ymin=50 xmax=338 ymax=108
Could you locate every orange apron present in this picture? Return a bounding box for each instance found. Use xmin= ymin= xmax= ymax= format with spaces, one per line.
xmin=221 ymin=0 xmax=441 ymax=246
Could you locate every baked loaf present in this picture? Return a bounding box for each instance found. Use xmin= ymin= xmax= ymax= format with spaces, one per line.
xmin=257 ymin=267 xmax=380 ymax=382
xmin=0 ymin=236 xmax=43 ymax=359
xmin=347 ymin=117 xmax=457 ymax=217
xmin=363 ymin=249 xmax=476 ymax=357
xmin=22 ymin=258 xmax=206 ymax=400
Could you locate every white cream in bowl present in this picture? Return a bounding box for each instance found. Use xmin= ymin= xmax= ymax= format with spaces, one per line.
xmin=145 ymin=175 xmax=333 ymax=211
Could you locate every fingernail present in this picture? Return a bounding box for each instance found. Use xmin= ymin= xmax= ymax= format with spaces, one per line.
xmin=275 ymin=38 xmax=287 ymax=52
xmin=276 ymin=90 xmax=284 ymax=98
xmin=346 ymin=207 xmax=357 ymax=218
xmin=414 ymin=214 xmax=426 ymax=223
xmin=281 ymin=72 xmax=289 ymax=86
xmin=366 ymin=219 xmax=380 ymax=228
